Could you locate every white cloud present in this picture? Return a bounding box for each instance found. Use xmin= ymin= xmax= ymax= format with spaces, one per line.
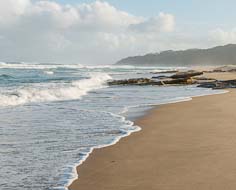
xmin=31 ymin=1 xmax=80 ymax=29
xmin=158 ymin=12 xmax=175 ymax=32
xmin=0 ymin=0 xmax=180 ymax=64
xmin=0 ymin=0 xmax=31 ymax=25
xmin=129 ymin=12 xmax=175 ymax=33
xmin=76 ymin=1 xmax=140 ymax=30
xmin=209 ymin=28 xmax=236 ymax=44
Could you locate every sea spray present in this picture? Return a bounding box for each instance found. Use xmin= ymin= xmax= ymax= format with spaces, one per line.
xmin=0 ymin=73 xmax=111 ymax=106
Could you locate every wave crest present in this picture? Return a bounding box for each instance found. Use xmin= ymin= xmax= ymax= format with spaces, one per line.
xmin=0 ymin=73 xmax=111 ymax=107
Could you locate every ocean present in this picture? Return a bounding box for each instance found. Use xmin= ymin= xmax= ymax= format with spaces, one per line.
xmin=0 ymin=62 xmax=224 ymax=190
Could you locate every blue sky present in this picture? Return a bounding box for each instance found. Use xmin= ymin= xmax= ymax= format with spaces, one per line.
xmin=54 ymin=0 xmax=236 ymax=29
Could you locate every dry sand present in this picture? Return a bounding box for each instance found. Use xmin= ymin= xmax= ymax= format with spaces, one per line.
xmin=194 ymin=65 xmax=236 ymax=80
xmin=203 ymin=72 xmax=236 ymax=80
xmin=69 ymin=73 xmax=236 ymax=190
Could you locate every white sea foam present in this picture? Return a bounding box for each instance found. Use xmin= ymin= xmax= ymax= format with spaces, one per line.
xmin=0 ymin=62 xmax=84 ymax=69
xmin=44 ymin=70 xmax=54 ymax=75
xmin=0 ymin=73 xmax=111 ymax=106
xmin=0 ymin=61 xmax=183 ymax=71
xmin=63 ymin=112 xmax=141 ymax=190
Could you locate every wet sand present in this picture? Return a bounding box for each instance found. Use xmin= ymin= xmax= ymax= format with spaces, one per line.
xmin=69 ymin=73 xmax=236 ymax=190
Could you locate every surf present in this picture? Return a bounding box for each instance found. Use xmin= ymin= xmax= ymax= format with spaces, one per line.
xmin=0 ymin=73 xmax=111 ymax=107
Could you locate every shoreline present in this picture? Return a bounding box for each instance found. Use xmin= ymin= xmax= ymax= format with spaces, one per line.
xmin=65 ymin=115 xmax=142 ymax=190
xmin=67 ymin=88 xmax=229 ymax=190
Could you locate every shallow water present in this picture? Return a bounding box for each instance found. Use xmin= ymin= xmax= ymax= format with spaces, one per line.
xmin=0 ymin=63 xmax=223 ymax=190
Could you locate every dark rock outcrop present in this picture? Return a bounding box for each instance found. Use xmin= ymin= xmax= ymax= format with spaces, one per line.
xmin=108 ymin=71 xmax=204 ymax=86
xmin=150 ymin=70 xmax=177 ymax=74
xmin=192 ymin=76 xmax=216 ymax=81
xmin=170 ymin=71 xmax=203 ymax=79
xmin=152 ymin=75 xmax=168 ymax=79
xmin=108 ymin=74 xmax=236 ymax=89
xmin=108 ymin=77 xmax=196 ymax=86
xmin=108 ymin=78 xmax=156 ymax=86
xmin=160 ymin=78 xmax=195 ymax=85
xmin=197 ymin=80 xmax=236 ymax=89
xmin=108 ymin=69 xmax=236 ymax=89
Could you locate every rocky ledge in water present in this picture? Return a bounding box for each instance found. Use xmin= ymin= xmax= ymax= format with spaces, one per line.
xmin=108 ymin=78 xmax=196 ymax=86
xmin=108 ymin=70 xmax=236 ymax=89
xmin=108 ymin=70 xmax=205 ymax=86
xmin=198 ymin=80 xmax=236 ymax=89
xmin=170 ymin=71 xmax=203 ymax=79
xmin=150 ymin=70 xmax=177 ymax=74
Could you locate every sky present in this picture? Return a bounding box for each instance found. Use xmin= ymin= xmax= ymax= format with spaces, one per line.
xmin=54 ymin=0 xmax=236 ymax=26
xmin=0 ymin=0 xmax=236 ymax=65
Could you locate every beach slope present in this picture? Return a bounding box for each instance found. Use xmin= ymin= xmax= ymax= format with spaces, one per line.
xmin=69 ymin=90 xmax=236 ymax=190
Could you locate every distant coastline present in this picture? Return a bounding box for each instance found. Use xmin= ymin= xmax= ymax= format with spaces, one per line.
xmin=116 ymin=44 xmax=236 ymax=66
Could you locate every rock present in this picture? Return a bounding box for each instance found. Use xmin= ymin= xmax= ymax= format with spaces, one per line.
xmin=197 ymin=82 xmax=218 ymax=89
xmin=108 ymin=78 xmax=157 ymax=86
xmin=152 ymin=75 xmax=169 ymax=79
xmin=109 ymin=70 xmax=206 ymax=87
xmin=213 ymin=69 xmax=226 ymax=73
xmin=193 ymin=76 xmax=216 ymax=81
xmin=197 ymin=80 xmax=236 ymax=89
xmin=108 ymin=77 xmax=197 ymax=86
xmin=150 ymin=70 xmax=177 ymax=74
xmin=160 ymin=78 xmax=188 ymax=85
xmin=170 ymin=71 xmax=203 ymax=79
xmin=193 ymin=76 xmax=217 ymax=84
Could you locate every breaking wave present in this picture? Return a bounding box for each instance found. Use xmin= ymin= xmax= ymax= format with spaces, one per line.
xmin=43 ymin=70 xmax=54 ymax=75
xmin=0 ymin=62 xmax=84 ymax=69
xmin=0 ymin=73 xmax=111 ymax=107
xmin=0 ymin=62 xmax=184 ymax=71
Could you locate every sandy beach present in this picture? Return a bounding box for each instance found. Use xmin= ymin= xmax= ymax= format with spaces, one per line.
xmin=69 ymin=73 xmax=236 ymax=190
xmin=3 ymin=1 xmax=236 ymax=189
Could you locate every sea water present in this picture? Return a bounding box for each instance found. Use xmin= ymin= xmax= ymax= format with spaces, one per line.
xmin=0 ymin=62 xmax=224 ymax=190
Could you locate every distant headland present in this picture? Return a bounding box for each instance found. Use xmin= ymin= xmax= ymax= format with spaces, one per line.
xmin=116 ymin=44 xmax=236 ymax=66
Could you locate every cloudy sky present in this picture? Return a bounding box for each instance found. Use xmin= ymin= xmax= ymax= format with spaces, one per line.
xmin=0 ymin=0 xmax=235 ymax=65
